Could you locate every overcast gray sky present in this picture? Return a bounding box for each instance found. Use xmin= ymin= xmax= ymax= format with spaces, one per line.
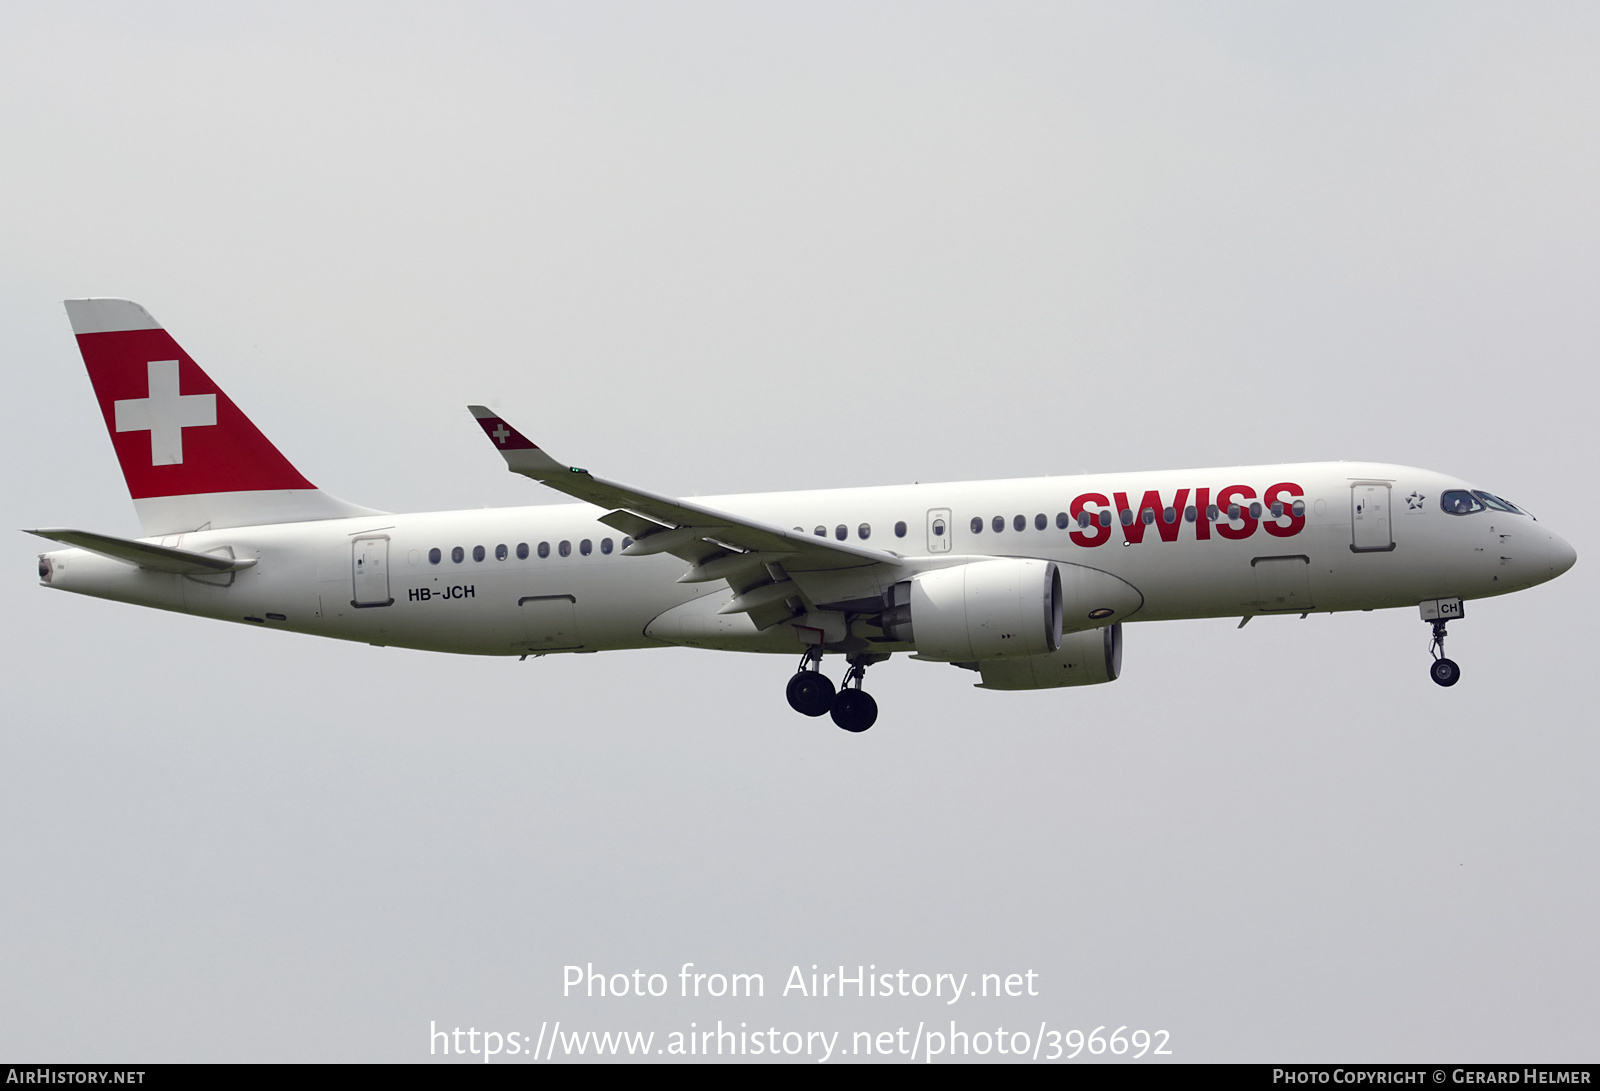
xmin=2 ymin=1 xmax=1596 ymax=1063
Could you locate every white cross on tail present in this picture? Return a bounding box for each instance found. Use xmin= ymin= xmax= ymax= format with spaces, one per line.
xmin=114 ymin=360 xmax=217 ymax=466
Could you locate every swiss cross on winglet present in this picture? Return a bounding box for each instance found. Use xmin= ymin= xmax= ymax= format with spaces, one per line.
xmin=466 ymin=405 xmax=570 ymax=482
xmin=467 ymin=406 xmax=539 ymax=450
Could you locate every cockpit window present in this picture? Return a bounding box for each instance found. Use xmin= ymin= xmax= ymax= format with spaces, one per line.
xmin=1473 ymin=491 xmax=1527 ymax=516
xmin=1440 ymin=490 xmax=1485 ymax=515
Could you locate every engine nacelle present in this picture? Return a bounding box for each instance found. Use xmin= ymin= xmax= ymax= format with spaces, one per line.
xmin=976 ymin=623 xmax=1123 ymax=690
xmin=880 ymin=559 xmax=1140 ymax=660
xmin=893 ymin=558 xmax=1064 ymax=662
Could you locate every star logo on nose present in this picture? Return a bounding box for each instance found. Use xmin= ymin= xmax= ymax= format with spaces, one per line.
xmin=1405 ymin=491 xmax=1426 ymax=510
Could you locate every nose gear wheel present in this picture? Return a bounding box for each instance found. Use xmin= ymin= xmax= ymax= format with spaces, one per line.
xmin=1428 ymin=619 xmax=1461 ymax=687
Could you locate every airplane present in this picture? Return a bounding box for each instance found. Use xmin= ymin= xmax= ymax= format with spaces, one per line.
xmin=30 ymin=299 xmax=1578 ymax=732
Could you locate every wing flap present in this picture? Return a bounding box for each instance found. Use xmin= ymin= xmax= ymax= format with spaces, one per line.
xmin=597 ymin=510 xmax=666 ymax=538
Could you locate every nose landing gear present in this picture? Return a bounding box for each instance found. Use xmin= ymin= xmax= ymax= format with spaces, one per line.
xmin=784 ymin=651 xmax=884 ymax=731
xmin=1428 ymin=619 xmax=1460 ymax=687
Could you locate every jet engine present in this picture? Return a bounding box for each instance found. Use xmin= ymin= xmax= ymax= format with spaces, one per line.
xmin=876 ymin=558 xmax=1063 ymax=662
xmin=878 ymin=559 xmax=1140 ymax=663
xmin=975 ymin=623 xmax=1123 ymax=690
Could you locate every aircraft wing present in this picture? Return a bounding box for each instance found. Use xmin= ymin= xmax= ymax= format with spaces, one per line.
xmin=467 ymin=406 xmax=902 ymax=628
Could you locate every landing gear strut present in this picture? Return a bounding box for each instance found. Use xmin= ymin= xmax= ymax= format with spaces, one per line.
xmin=830 ymin=656 xmax=880 ymax=733
xmin=1428 ymin=619 xmax=1461 ymax=688
xmin=785 ymin=648 xmax=835 ymax=716
xmin=784 ymin=650 xmax=884 ymax=731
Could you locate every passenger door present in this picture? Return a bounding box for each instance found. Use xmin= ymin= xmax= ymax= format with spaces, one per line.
xmin=351 ymin=536 xmax=392 ymax=607
xmin=1351 ymin=484 xmax=1394 ymax=552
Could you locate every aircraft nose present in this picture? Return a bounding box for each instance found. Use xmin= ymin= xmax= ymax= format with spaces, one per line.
xmin=1548 ymin=530 xmax=1577 ymax=578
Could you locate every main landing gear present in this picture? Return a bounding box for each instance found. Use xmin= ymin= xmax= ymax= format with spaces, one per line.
xmin=1428 ymin=619 xmax=1461 ymax=688
xmin=786 ymin=650 xmax=882 ymax=732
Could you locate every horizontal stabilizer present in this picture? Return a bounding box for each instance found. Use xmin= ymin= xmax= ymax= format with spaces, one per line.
xmin=27 ymin=528 xmax=257 ymax=574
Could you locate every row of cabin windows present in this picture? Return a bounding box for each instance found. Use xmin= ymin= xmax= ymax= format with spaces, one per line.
xmin=798 ymin=521 xmax=910 ymax=542
xmin=427 ymin=536 xmax=637 ymax=565
xmin=421 ymin=500 xmax=1310 ymax=564
xmin=969 ymin=500 xmax=1305 ymax=534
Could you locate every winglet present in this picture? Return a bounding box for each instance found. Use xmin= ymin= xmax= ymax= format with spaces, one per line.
xmin=467 ymin=406 xmax=569 ymax=477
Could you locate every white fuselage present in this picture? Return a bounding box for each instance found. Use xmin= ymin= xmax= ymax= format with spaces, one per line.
xmin=37 ymin=462 xmax=1576 ymax=660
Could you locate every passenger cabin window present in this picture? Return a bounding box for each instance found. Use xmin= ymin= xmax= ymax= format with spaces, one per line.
xmin=1184 ymin=506 xmax=1197 ymax=523
xmin=1056 ymin=512 xmax=1069 ymax=529
xmin=894 ymin=521 xmax=907 ymax=538
xmin=428 ymin=548 xmax=441 ymax=565
xmin=451 ymin=546 xmax=464 ymax=563
xmin=538 ymin=541 xmax=550 ymax=559
xmin=559 ymin=541 xmax=571 ymax=557
xmin=971 ymin=517 xmax=983 ymax=534
xmin=495 ymin=544 xmax=508 ymax=561
xmin=932 ymin=519 xmax=946 ymax=537
xmin=992 ymin=516 xmax=1005 ymax=533
xmin=814 ymin=526 xmax=827 ymax=537
xmin=1013 ymin=515 xmax=1025 ymax=532
xmin=517 ymin=543 xmax=529 ymax=560
xmin=601 ymin=538 xmax=614 ymax=554
xmin=579 ymin=539 xmax=592 ymax=556
xmin=472 ymin=545 xmax=485 ymax=562
xmin=858 ymin=523 xmax=871 ymax=540
xmin=835 ymin=525 xmax=847 ymax=541
xmin=1441 ymin=490 xmax=1486 ymax=515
